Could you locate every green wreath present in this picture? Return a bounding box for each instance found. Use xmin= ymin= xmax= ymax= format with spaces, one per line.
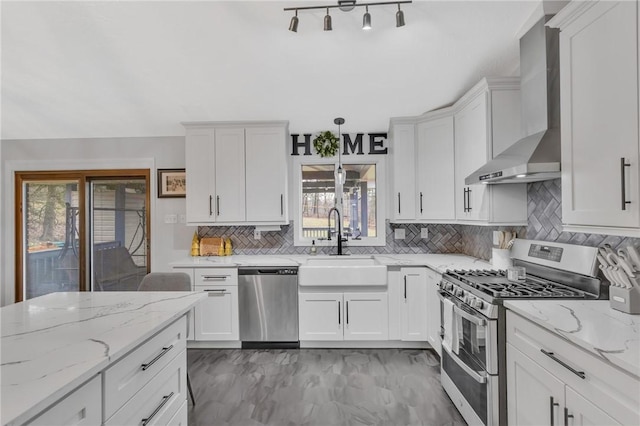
xmin=313 ymin=131 xmax=340 ymax=158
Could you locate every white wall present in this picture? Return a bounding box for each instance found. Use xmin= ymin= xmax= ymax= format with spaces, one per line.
xmin=0 ymin=137 xmax=195 ymax=306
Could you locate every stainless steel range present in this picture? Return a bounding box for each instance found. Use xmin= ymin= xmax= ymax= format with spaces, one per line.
xmin=438 ymin=239 xmax=607 ymax=426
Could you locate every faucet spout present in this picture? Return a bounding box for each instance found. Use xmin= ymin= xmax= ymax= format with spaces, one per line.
xmin=327 ymin=207 xmax=343 ymax=255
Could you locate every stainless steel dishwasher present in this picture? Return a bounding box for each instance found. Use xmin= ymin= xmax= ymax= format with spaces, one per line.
xmin=238 ymin=267 xmax=299 ymax=349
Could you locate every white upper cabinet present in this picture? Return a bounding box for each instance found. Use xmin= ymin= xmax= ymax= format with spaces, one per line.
xmin=454 ymin=78 xmax=528 ymax=225
xmin=245 ymin=126 xmax=288 ymax=223
xmin=389 ymin=121 xmax=417 ymax=221
xmin=416 ymin=114 xmax=456 ymax=221
xmin=184 ymin=121 xmax=289 ymax=226
xmin=549 ymin=1 xmax=640 ymax=235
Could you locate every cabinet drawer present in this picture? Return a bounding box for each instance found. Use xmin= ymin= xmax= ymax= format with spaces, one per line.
xmin=165 ymin=400 xmax=188 ymax=426
xmin=193 ymin=267 xmax=238 ymax=286
xmin=27 ymin=375 xmax=101 ymax=426
xmin=106 ymin=349 xmax=187 ymax=426
xmin=104 ymin=316 xmax=187 ymax=419
xmin=507 ymin=310 xmax=639 ymax=425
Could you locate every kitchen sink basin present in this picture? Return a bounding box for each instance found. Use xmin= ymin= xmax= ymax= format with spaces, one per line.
xmin=298 ymin=256 xmax=387 ymax=287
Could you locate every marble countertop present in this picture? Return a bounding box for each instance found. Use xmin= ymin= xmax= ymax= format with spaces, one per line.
xmin=504 ymin=300 xmax=640 ymax=378
xmin=170 ymin=253 xmax=493 ymax=274
xmin=1 ymin=291 xmax=206 ymax=426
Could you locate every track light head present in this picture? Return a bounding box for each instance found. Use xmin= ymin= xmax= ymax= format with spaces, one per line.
xmin=396 ymin=4 xmax=405 ymax=27
xmin=324 ymin=8 xmax=332 ymax=31
xmin=362 ymin=6 xmax=371 ymax=30
xmin=289 ymin=10 xmax=299 ymax=32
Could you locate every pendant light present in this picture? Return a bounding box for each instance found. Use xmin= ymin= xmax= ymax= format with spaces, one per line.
xmin=334 ymin=117 xmax=346 ymax=185
xmin=362 ymin=6 xmax=372 ymax=30
xmin=396 ymin=3 xmax=405 ymax=27
xmin=289 ymin=10 xmax=299 ymax=32
xmin=324 ymin=8 xmax=333 ymax=31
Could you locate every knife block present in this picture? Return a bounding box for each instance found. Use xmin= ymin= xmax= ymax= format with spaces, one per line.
xmin=609 ymin=279 xmax=640 ymax=314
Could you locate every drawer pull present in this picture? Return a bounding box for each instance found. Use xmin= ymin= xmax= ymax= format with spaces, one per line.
xmin=205 ymin=289 xmax=227 ymax=295
xmin=141 ymin=391 xmax=174 ymax=425
xmin=202 ymin=275 xmax=228 ymax=280
xmin=540 ymin=349 xmax=586 ymax=379
xmin=141 ymin=345 xmax=174 ymax=371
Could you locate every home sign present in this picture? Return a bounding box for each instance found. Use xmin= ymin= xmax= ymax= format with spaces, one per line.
xmin=291 ymin=133 xmax=388 ymax=156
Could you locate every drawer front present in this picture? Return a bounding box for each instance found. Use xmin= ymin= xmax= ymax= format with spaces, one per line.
xmin=104 ymin=316 xmax=187 ymax=419
xmin=164 ymin=399 xmax=188 ymax=426
xmin=194 ymin=267 xmax=238 ymax=286
xmin=106 ymin=349 xmax=186 ymax=426
xmin=506 ymin=310 xmax=640 ymax=425
xmin=194 ymin=284 xmax=239 ymax=341
xmin=27 ymin=375 xmax=101 ymax=426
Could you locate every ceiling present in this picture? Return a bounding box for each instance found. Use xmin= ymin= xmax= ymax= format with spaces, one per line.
xmin=1 ymin=0 xmax=542 ymax=140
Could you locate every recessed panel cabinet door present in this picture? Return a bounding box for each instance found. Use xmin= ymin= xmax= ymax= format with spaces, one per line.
xmin=564 ymin=386 xmax=622 ymax=426
xmin=245 ymin=126 xmax=287 ymax=222
xmin=194 ymin=286 xmax=239 ymax=341
xmin=185 ymin=128 xmax=216 ymax=223
xmin=343 ymin=292 xmax=389 ymax=340
xmin=391 ymin=123 xmax=417 ymax=220
xmin=299 ymin=292 xmax=343 ymax=341
xmin=560 ymin=1 xmax=640 ymax=228
xmin=507 ymin=343 xmax=565 ymax=426
xmin=214 ymin=127 xmax=246 ymax=222
xmin=400 ymin=268 xmax=428 ymax=341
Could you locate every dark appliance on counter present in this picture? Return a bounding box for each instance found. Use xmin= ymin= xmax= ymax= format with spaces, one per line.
xmin=238 ymin=267 xmax=299 ymax=349
xmin=438 ymin=239 xmax=607 ymax=426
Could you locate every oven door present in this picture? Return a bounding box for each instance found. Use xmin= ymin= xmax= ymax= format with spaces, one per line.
xmin=438 ymin=291 xmax=497 ymax=374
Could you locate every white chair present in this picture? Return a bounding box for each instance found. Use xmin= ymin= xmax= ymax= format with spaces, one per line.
xmin=137 ymin=272 xmax=196 ymax=406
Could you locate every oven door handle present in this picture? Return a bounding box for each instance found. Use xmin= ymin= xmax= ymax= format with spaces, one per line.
xmin=442 ymin=344 xmax=488 ymax=384
xmin=438 ymin=292 xmax=487 ymax=326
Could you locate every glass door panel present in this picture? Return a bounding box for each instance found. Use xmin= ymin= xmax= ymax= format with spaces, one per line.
xmin=90 ymin=179 xmax=148 ymax=291
xmin=22 ymin=180 xmax=81 ymax=300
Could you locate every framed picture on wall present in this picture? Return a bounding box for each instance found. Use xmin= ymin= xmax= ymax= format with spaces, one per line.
xmin=157 ymin=169 xmax=186 ymax=198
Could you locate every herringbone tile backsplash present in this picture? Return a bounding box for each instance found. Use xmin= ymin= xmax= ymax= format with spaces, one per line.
xmin=199 ymin=178 xmax=640 ymax=260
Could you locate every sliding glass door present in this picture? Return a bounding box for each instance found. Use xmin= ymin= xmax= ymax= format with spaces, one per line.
xmin=15 ymin=170 xmax=150 ymax=302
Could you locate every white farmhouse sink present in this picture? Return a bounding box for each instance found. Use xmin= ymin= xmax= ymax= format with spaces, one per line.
xmin=298 ymin=256 xmax=387 ymax=287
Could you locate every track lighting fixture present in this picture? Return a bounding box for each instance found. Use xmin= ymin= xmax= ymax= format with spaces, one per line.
xmin=362 ymin=6 xmax=371 ymax=30
xmin=289 ymin=10 xmax=299 ymax=32
xmin=284 ymin=1 xmax=411 ymax=32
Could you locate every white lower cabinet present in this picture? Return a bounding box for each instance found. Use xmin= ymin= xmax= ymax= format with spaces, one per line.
xmin=27 ymin=375 xmax=101 ymax=426
xmin=425 ymin=268 xmax=442 ymax=355
xmin=191 ymin=267 xmax=239 ymax=341
xmin=399 ymin=268 xmax=428 ymax=341
xmin=506 ymin=310 xmax=638 ymax=426
xmin=299 ymin=292 xmax=388 ymax=341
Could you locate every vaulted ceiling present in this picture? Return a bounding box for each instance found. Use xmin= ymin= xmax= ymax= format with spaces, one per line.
xmin=1 ymin=1 xmax=541 ymax=139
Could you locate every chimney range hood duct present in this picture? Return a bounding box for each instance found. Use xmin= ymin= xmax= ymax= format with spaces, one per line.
xmin=466 ymin=16 xmax=560 ymax=185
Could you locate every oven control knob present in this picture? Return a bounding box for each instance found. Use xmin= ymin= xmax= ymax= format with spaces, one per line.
xmin=455 ymin=288 xmax=464 ymax=297
xmin=466 ymin=295 xmax=474 ymax=305
xmin=445 ymin=283 xmax=453 ymax=292
xmin=474 ymin=299 xmax=484 ymax=310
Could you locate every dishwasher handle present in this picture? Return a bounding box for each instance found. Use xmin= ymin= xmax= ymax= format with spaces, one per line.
xmin=238 ymin=267 xmax=298 ymax=276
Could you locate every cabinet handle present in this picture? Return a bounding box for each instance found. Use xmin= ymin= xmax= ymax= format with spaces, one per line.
xmin=140 ymin=345 xmax=174 ymax=371
xmin=281 ymin=194 xmax=284 ymax=216
xmin=549 ymin=396 xmax=559 ymax=426
xmin=209 ymin=195 xmax=213 ymax=216
xmin=404 ymin=275 xmax=407 ymax=300
xmin=398 ymin=192 xmax=401 ymax=214
xmin=563 ymin=407 xmax=574 ymax=426
xmin=202 ymin=275 xmax=228 ymax=281
xmin=463 ymin=188 xmax=468 ymax=212
xmin=346 ymin=301 xmax=349 ymax=325
xmin=420 ymin=192 xmax=423 ymax=214
xmin=216 ymin=195 xmax=220 ymax=216
xmin=621 ymin=157 xmax=631 ymax=210
xmin=467 ymin=187 xmax=472 ymax=212
xmin=205 ymin=289 xmax=226 ymax=295
xmin=141 ymin=392 xmax=174 ymax=426
xmin=540 ymin=349 xmax=586 ymax=379
xmin=338 ymin=301 xmax=341 ymax=325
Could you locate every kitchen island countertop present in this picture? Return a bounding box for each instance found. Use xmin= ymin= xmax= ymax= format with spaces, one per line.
xmin=1 ymin=291 xmax=206 ymax=426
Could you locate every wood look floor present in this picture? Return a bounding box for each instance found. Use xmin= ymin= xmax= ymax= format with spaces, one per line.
xmin=187 ymin=348 xmax=466 ymax=426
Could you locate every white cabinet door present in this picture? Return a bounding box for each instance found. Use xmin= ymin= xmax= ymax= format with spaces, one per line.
xmin=455 ymin=93 xmax=489 ymax=221
xmin=343 ymin=292 xmax=389 ymax=340
xmin=507 ymin=343 xmax=565 ymax=426
xmin=299 ymin=292 xmax=343 ymax=341
xmin=245 ymin=126 xmax=288 ymax=222
xmin=194 ymin=285 xmax=239 ymax=341
xmin=416 ymin=116 xmax=455 ymax=221
xmin=185 ymin=128 xmax=215 ymax=224
xmin=400 ymin=268 xmax=428 ymax=341
xmin=559 ymin=1 xmax=640 ymax=229
xmin=27 ymin=375 xmax=102 ymax=426
xmin=425 ymin=268 xmax=441 ymax=355
xmin=390 ymin=123 xmax=416 ymax=220
xmin=214 ymin=127 xmax=246 ymax=222
xmin=565 ymin=386 xmax=622 ymax=426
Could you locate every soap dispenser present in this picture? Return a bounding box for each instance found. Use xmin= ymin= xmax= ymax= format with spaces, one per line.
xmin=310 ymin=240 xmax=317 ymax=255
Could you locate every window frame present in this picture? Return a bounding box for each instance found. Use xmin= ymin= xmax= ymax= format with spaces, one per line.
xmin=292 ymin=154 xmax=386 ymax=247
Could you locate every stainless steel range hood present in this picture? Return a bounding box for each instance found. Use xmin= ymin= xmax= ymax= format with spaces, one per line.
xmin=466 ymin=16 xmax=560 ymax=185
